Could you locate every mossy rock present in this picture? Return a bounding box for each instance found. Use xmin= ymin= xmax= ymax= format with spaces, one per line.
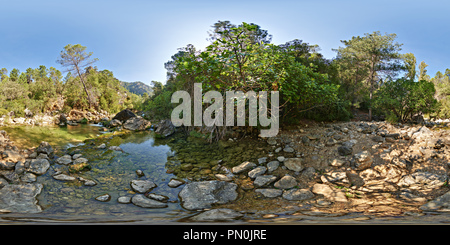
xmin=69 ymin=162 xmax=91 ymax=173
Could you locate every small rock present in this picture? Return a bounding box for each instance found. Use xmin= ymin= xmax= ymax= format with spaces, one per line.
xmin=282 ymin=189 xmax=314 ymax=201
xmin=55 ymin=155 xmax=72 ymax=165
xmin=353 ymin=151 xmax=373 ymax=170
xmin=136 ymin=170 xmax=145 ymax=177
xmin=53 ymin=174 xmax=76 ymax=181
xmin=248 ymin=166 xmax=267 ymax=179
xmin=284 ymin=158 xmax=304 ymax=172
xmin=130 ymin=180 xmax=157 ymax=193
xmin=118 ymin=196 xmax=132 ymax=204
xmin=27 ymin=159 xmax=50 ymax=175
xmin=253 ymin=175 xmax=277 ymax=187
xmin=330 ymin=158 xmax=345 ymax=167
xmin=231 ymin=161 xmax=256 ymax=174
xmin=283 ymin=147 xmax=295 ymax=153
xmin=73 ymin=157 xmax=88 ymax=164
xmin=108 ymin=146 xmax=123 ymax=152
xmin=215 ymin=174 xmax=233 ymax=182
xmin=146 ymin=193 xmax=169 ymax=202
xmin=267 ymin=161 xmax=279 ymax=172
xmin=168 ymin=179 xmax=185 ymax=187
xmin=95 ymin=194 xmax=111 ymax=202
xmin=338 ymin=146 xmax=352 ymax=156
xmin=255 ymin=188 xmax=283 ymax=198
xmin=72 ymin=154 xmax=83 ymax=159
xmin=274 ymin=175 xmax=297 ymax=189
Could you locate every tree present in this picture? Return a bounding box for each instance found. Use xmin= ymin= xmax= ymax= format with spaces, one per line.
xmin=373 ymin=78 xmax=438 ymax=123
xmin=418 ymin=61 xmax=430 ymax=81
xmin=57 ymin=44 xmax=98 ymax=109
xmin=403 ymin=53 xmax=416 ymax=81
xmin=335 ymin=31 xmax=403 ymax=120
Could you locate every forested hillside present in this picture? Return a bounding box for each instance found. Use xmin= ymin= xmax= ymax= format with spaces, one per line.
xmin=120 ymin=81 xmax=153 ymax=96
xmin=0 ymin=44 xmax=143 ymax=118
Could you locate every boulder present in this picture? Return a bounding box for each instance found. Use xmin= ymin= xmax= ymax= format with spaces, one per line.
xmin=0 ymin=183 xmax=43 ymax=213
xmin=231 ymin=161 xmax=256 ymax=174
xmin=130 ymin=180 xmax=157 ymax=193
xmin=282 ymin=188 xmax=315 ymax=201
xmin=353 ymin=151 xmax=373 ymax=170
xmin=155 ymin=119 xmax=176 ymax=138
xmin=109 ymin=119 xmax=122 ymax=127
xmin=131 ymin=194 xmax=167 ymax=208
xmin=421 ymin=191 xmax=450 ymax=211
xmin=36 ymin=141 xmax=54 ymax=157
xmin=123 ymin=117 xmax=151 ymax=131
xmin=274 ymin=175 xmax=297 ymax=189
xmin=189 ymin=208 xmax=243 ymax=222
xmin=178 ymin=180 xmax=238 ymax=210
xmin=27 ymin=159 xmax=50 ymax=175
xmin=55 ymin=155 xmax=72 ymax=165
xmin=112 ymin=109 xmax=136 ymax=123
xmin=284 ymin=158 xmax=304 ymax=172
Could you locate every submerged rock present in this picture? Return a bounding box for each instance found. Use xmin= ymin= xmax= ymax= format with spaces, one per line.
xmin=179 ymin=180 xmax=238 ymax=210
xmin=189 ymin=208 xmax=244 ymax=222
xmin=131 ymin=194 xmax=168 ymax=208
xmin=130 ymin=180 xmax=157 ymax=193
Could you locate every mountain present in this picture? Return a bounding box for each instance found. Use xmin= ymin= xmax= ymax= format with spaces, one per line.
xmin=120 ymin=81 xmax=153 ymax=96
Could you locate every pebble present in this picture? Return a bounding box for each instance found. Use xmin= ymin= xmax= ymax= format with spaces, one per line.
xmin=95 ymin=194 xmax=111 ymax=202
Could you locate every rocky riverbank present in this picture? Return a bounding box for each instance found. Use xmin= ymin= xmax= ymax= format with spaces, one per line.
xmin=3 ymin=116 xmax=450 ymax=223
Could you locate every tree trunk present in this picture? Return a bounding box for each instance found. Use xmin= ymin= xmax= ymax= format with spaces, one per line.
xmin=75 ymin=64 xmax=92 ymax=109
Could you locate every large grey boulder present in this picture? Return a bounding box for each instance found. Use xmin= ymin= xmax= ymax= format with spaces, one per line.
xmin=112 ymin=109 xmax=136 ymax=123
xmin=123 ymin=117 xmax=151 ymax=131
xmin=179 ymin=180 xmax=238 ymax=210
xmin=155 ymin=119 xmax=176 ymax=138
xmin=0 ymin=183 xmax=43 ymax=213
xmin=27 ymin=159 xmax=50 ymax=175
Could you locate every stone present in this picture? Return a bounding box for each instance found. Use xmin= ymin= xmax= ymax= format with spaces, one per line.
xmin=0 ymin=183 xmax=43 ymax=213
xmin=283 ymin=147 xmax=295 ymax=153
xmin=0 ymin=161 xmax=16 ymax=170
xmin=330 ymin=158 xmax=345 ymax=167
xmin=36 ymin=141 xmax=53 ymax=156
xmin=20 ymin=172 xmax=37 ymax=183
xmin=108 ymin=146 xmax=123 ymax=152
xmin=112 ymin=109 xmax=136 ymax=123
xmin=397 ymin=172 xmax=447 ymax=190
xmin=55 ymin=155 xmax=72 ymax=165
xmin=215 ymin=174 xmax=233 ymax=182
xmin=168 ymin=179 xmax=185 ymax=188
xmin=255 ymin=188 xmax=283 ymax=198
xmin=338 ymin=146 xmax=352 ymax=156
xmin=53 ymin=174 xmax=76 ymax=181
xmin=27 ymin=159 xmax=50 ymax=175
xmin=109 ymin=119 xmax=122 ymax=127
xmin=123 ymin=117 xmax=151 ymax=131
xmin=155 ymin=119 xmax=176 ymax=138
xmin=72 ymin=154 xmax=83 ymax=160
xmin=231 ymin=161 xmax=256 ymax=174
xmin=248 ymin=166 xmax=267 ymax=179
xmin=180 ymin=163 xmax=194 ymax=171
xmin=282 ymin=189 xmax=315 ymax=201
xmin=190 ymin=208 xmax=244 ymax=222
xmin=284 ymin=158 xmax=304 ymax=172
xmin=69 ymin=162 xmax=91 ymax=172
xmin=73 ymin=157 xmax=88 ymax=164
xmin=253 ymin=175 xmax=277 ymax=187
xmin=267 ymin=161 xmax=280 ymax=172
xmin=95 ymin=194 xmax=111 ymax=202
xmin=178 ymin=180 xmax=238 ymax=210
xmin=96 ymin=143 xmax=107 ymax=149
xmin=118 ymin=196 xmax=132 ymax=204
xmin=257 ymin=157 xmax=268 ymax=164
xmin=274 ymin=175 xmax=297 ymax=189
xmin=320 ymin=171 xmax=348 ymax=184
xmin=131 ymin=194 xmax=168 ymax=208
xmin=353 ymin=151 xmax=373 ymax=170
xmin=312 ymin=184 xmax=347 ymax=202
xmin=147 ymin=193 xmax=169 ymax=202
xmin=420 ymin=191 xmax=450 ymax=211
xmin=130 ymin=180 xmax=157 ymax=193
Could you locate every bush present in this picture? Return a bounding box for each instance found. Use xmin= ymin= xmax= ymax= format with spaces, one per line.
xmin=373 ymin=79 xmax=439 ymax=122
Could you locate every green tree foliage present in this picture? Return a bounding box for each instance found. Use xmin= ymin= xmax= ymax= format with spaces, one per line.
xmin=373 ymin=78 xmax=438 ymax=123
xmin=334 ymin=32 xmax=404 ymax=120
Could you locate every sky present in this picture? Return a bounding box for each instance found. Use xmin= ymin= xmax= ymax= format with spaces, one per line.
xmin=1 ymin=0 xmax=450 ymax=85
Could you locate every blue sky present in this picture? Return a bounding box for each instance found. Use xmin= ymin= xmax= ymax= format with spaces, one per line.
xmin=1 ymin=0 xmax=449 ymax=85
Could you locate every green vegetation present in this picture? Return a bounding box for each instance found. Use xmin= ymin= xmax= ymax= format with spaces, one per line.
xmin=0 ymin=44 xmax=143 ymax=117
